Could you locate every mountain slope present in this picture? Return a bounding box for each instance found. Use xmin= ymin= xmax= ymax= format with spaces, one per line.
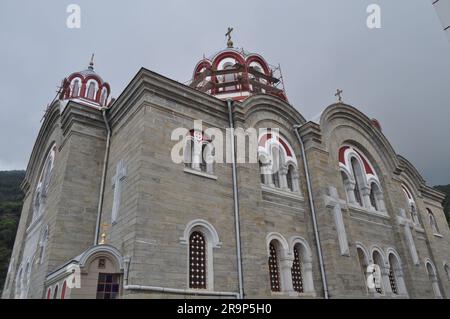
xmin=0 ymin=170 xmax=25 ymax=295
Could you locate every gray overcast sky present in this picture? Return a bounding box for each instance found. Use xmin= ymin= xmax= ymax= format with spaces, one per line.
xmin=0 ymin=0 xmax=449 ymax=185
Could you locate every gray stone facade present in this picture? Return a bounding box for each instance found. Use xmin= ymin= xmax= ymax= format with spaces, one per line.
xmin=2 ymin=66 xmax=449 ymax=299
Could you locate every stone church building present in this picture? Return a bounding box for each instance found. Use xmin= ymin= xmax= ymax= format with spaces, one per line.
xmin=2 ymin=35 xmax=450 ymax=299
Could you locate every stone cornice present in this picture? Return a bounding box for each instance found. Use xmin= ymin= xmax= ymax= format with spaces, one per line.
xmin=107 ymin=68 xmax=229 ymax=130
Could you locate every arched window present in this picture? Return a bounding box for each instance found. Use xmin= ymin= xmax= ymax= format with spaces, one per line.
xmin=387 ymin=251 xmax=407 ymax=296
xmin=286 ymin=165 xmax=295 ymax=192
xmin=339 ymin=146 xmax=385 ymax=213
xmin=388 ymin=260 xmax=398 ymax=295
xmin=184 ymin=130 xmax=213 ymax=174
xmin=189 ymin=231 xmax=207 ymax=289
xmin=402 ymin=185 xmax=420 ymax=224
xmin=291 ymin=244 xmax=303 ymax=293
xmin=86 ymin=81 xmax=97 ymax=100
xmin=271 ymin=146 xmax=282 ymax=189
xmin=369 ymin=184 xmax=378 ymax=211
xmin=222 ymin=62 xmax=236 ymax=91
xmin=61 ymin=281 xmax=67 ymax=299
xmin=181 ymin=219 xmax=221 ymax=291
xmin=372 ymin=251 xmax=384 ymax=294
xmin=258 ymin=132 xmax=300 ymax=194
xmin=356 ymin=246 xmax=369 ymax=293
xmin=426 ymin=260 xmax=442 ymax=298
xmin=268 ymin=241 xmax=281 ymax=292
xmin=71 ymin=79 xmax=80 ymax=97
xmin=350 ymin=158 xmax=363 ymax=206
xmin=46 ymin=288 xmax=51 ymax=299
xmin=100 ymin=88 xmax=108 ymax=105
xmin=53 ymin=284 xmax=59 ymax=299
xmin=427 ymin=209 xmax=439 ymax=234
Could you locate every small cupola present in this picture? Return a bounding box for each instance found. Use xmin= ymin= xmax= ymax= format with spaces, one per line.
xmin=59 ymin=55 xmax=112 ymax=108
xmin=189 ymin=28 xmax=288 ymax=102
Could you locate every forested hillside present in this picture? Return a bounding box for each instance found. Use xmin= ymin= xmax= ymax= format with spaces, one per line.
xmin=0 ymin=170 xmax=25 ymax=295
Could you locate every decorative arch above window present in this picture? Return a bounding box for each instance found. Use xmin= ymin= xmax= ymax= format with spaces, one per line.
xmin=401 ymin=184 xmax=420 ymax=225
xmin=85 ymin=79 xmax=99 ymax=100
xmin=425 ymin=259 xmax=443 ymax=298
xmin=386 ymin=249 xmax=407 ymax=296
xmin=339 ymin=145 xmax=386 ymax=213
xmin=426 ymin=209 xmax=440 ymax=235
xmin=70 ymin=78 xmax=81 ymax=97
xmin=184 ymin=130 xmax=214 ymax=175
xmin=258 ymin=131 xmax=300 ymax=194
xmin=180 ymin=219 xmax=221 ymax=290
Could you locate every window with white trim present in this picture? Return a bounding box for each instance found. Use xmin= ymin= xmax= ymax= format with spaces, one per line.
xmin=427 ymin=209 xmax=440 ymax=234
xmin=258 ymin=131 xmax=300 ymax=194
xmin=189 ymin=231 xmax=207 ymax=289
xmin=181 ymin=219 xmax=220 ymax=291
xmin=402 ymin=185 xmax=420 ymax=225
xmin=268 ymin=240 xmax=281 ymax=292
xmin=339 ymin=145 xmax=386 ymax=213
xmin=184 ymin=130 xmax=214 ymax=174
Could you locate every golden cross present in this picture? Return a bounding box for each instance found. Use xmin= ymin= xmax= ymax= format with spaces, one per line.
xmin=225 ymin=27 xmax=234 ymax=48
xmin=335 ymin=89 xmax=343 ymax=103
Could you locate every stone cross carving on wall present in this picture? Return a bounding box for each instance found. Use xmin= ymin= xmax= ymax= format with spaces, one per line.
xmin=397 ymin=208 xmax=419 ymax=265
xmin=111 ymin=159 xmax=126 ymax=224
xmin=324 ymin=186 xmax=350 ymax=256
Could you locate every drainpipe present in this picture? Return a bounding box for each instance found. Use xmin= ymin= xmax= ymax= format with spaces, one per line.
xmin=227 ymin=99 xmax=244 ymax=299
xmin=293 ymin=124 xmax=329 ymax=299
xmin=94 ymin=107 xmax=112 ymax=245
xmin=123 ymin=284 xmax=239 ymax=298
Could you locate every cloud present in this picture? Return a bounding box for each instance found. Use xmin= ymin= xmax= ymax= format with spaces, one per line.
xmin=0 ymin=0 xmax=449 ymax=185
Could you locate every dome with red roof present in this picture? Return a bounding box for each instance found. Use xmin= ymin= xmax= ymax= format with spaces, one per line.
xmin=189 ymin=30 xmax=288 ymax=102
xmin=59 ymin=55 xmax=112 ymax=108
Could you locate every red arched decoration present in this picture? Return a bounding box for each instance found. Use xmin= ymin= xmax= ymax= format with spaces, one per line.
xmin=246 ymin=54 xmax=271 ymax=76
xmin=61 ymin=281 xmax=67 ymax=299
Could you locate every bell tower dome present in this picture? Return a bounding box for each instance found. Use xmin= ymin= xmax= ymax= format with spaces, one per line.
xmin=189 ymin=29 xmax=288 ymax=102
xmin=59 ymin=55 xmax=112 ymax=108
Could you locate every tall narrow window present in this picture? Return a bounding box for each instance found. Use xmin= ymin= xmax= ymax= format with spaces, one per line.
xmin=388 ymin=265 xmax=398 ymax=294
xmin=286 ymin=165 xmax=294 ymax=192
xmin=427 ymin=209 xmax=439 ymax=234
xmin=72 ymin=79 xmax=80 ymax=97
xmin=357 ymin=247 xmax=368 ymax=293
xmin=259 ymin=161 xmax=265 ymax=184
xmin=272 ymin=171 xmax=280 ymax=188
xmin=372 ymin=251 xmax=384 ymax=294
xmin=291 ymin=244 xmax=304 ymax=293
xmin=100 ymin=88 xmax=107 ymax=105
xmin=189 ymin=231 xmax=207 ymax=289
xmin=268 ymin=241 xmax=280 ymax=292
xmin=351 ymin=158 xmax=363 ymax=206
xmin=369 ymin=184 xmax=378 ymax=211
xmin=200 ymin=144 xmax=207 ymax=172
xmin=61 ymin=281 xmax=67 ymax=299
xmin=87 ymin=82 xmax=96 ymax=99
xmin=426 ymin=261 xmax=442 ymax=298
xmin=53 ymin=285 xmax=59 ymax=299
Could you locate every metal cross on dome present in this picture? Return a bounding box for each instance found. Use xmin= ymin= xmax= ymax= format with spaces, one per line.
xmin=335 ymin=89 xmax=343 ymax=103
xmin=226 ymin=27 xmax=234 ymax=48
